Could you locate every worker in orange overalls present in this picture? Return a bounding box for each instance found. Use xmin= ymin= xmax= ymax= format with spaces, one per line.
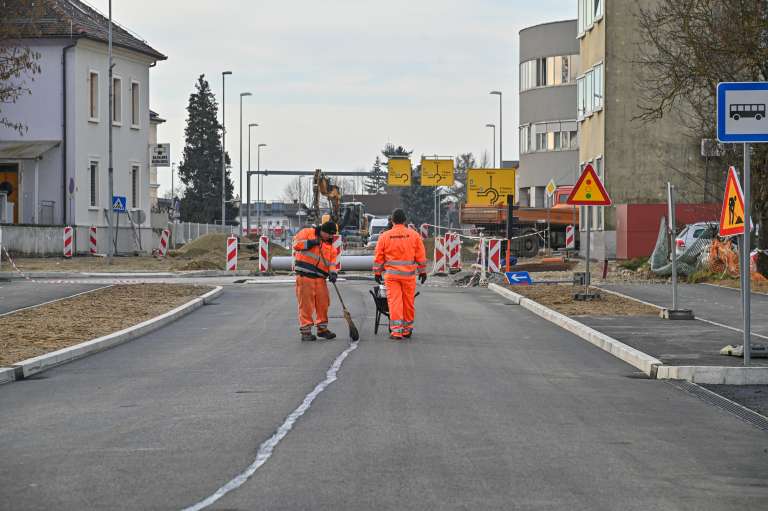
xmin=293 ymin=221 xmax=339 ymax=341
xmin=373 ymin=209 xmax=427 ymax=340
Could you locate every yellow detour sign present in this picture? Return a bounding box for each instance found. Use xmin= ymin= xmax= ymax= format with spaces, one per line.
xmin=421 ymin=158 xmax=454 ymax=186
xmin=719 ymin=166 xmax=746 ymax=236
xmin=466 ymin=169 xmax=516 ymax=206
xmin=566 ymin=163 xmax=611 ymax=206
xmin=387 ymin=158 xmax=412 ymax=187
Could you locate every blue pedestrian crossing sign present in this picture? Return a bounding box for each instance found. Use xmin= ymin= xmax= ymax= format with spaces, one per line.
xmin=505 ymin=271 xmax=533 ymax=285
xmin=112 ymin=195 xmax=127 ymax=212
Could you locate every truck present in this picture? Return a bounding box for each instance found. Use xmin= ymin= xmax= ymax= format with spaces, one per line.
xmin=459 ymin=185 xmax=579 ymax=257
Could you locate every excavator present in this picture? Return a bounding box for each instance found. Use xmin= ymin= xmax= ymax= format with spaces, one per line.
xmin=309 ymin=169 xmax=369 ymax=245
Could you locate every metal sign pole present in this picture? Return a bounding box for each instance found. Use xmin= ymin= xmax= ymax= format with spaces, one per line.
xmin=743 ymin=143 xmax=752 ymax=365
xmin=585 ymin=205 xmax=590 ymax=297
xmin=668 ymin=183 xmax=678 ymax=311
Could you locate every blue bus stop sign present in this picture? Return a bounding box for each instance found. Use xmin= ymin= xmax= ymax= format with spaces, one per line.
xmin=717 ymin=82 xmax=768 ymax=143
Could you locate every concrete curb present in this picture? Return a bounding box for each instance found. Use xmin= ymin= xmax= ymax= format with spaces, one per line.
xmin=1 ymin=286 xmax=223 ymax=384
xmin=488 ymin=284 xmax=663 ymax=377
xmin=656 ymin=365 xmax=768 ymax=385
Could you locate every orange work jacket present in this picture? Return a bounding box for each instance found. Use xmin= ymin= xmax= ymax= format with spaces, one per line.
xmin=373 ymin=224 xmax=427 ymax=279
xmin=293 ymin=227 xmax=338 ymax=278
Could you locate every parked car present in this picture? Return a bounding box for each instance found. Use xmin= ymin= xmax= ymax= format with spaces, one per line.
xmin=365 ymin=233 xmax=380 ymax=250
xmin=676 ymin=221 xmax=718 ymax=256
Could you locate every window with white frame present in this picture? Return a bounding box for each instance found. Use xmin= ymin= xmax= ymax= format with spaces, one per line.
xmin=130 ymin=165 xmax=139 ymax=208
xmin=89 ymin=161 xmax=99 ymax=206
xmin=578 ymin=0 xmax=602 ymax=36
xmin=576 ymin=63 xmax=604 ymax=120
xmin=112 ymin=77 xmax=122 ymax=125
xmin=89 ymin=71 xmax=99 ymax=122
xmin=519 ymin=55 xmax=577 ymax=92
xmin=520 ymin=120 xmax=579 ymax=154
xmin=131 ymin=81 xmax=140 ymax=128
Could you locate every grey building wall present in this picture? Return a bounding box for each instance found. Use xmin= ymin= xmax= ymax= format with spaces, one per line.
xmin=518 ymin=20 xmax=579 ymax=206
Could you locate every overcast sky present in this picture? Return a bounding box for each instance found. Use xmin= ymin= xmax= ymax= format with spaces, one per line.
xmin=88 ymin=0 xmax=575 ymax=200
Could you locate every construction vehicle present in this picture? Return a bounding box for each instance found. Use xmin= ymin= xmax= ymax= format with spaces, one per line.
xmin=309 ymin=169 xmax=369 ymax=245
xmin=460 ymin=185 xmax=579 ymax=257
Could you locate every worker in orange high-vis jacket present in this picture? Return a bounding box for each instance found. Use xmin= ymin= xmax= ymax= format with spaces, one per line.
xmin=293 ymin=221 xmax=339 ymax=341
xmin=374 ymin=209 xmax=427 ymax=340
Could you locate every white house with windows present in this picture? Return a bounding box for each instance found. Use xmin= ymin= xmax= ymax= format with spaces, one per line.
xmin=0 ymin=0 xmax=165 ymax=252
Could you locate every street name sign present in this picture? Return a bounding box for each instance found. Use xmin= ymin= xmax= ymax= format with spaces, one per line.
xmin=505 ymin=271 xmax=532 ymax=285
xmin=387 ymin=158 xmax=412 ymax=187
xmin=717 ymin=82 xmax=768 ymax=143
xmin=112 ymin=195 xmax=127 ymax=213
xmin=719 ymin=166 xmax=746 ymax=236
xmin=566 ymin=164 xmax=611 ymax=206
xmin=421 ymin=158 xmax=454 ymax=186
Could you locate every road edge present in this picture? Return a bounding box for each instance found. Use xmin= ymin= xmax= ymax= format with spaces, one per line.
xmin=1 ymin=286 xmax=223 ymax=384
xmin=488 ymin=283 xmax=663 ymax=377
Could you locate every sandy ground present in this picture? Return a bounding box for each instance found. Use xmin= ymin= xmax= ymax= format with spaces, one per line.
xmin=505 ymin=283 xmax=659 ymax=316
xmin=0 ymin=284 xmax=212 ymax=366
xmin=4 ymin=234 xmax=291 ymax=273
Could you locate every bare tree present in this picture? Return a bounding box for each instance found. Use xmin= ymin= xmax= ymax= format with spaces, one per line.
xmin=635 ymin=0 xmax=768 ymax=274
xmin=0 ymin=0 xmax=43 ymax=134
xmin=281 ymin=176 xmax=313 ymax=206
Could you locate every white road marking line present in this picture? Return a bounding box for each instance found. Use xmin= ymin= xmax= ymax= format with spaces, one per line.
xmin=181 ymin=340 xmax=360 ymax=511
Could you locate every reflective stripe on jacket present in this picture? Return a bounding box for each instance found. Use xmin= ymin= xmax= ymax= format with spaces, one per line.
xmin=293 ymin=227 xmax=338 ymax=278
xmin=373 ymin=224 xmax=427 ymax=279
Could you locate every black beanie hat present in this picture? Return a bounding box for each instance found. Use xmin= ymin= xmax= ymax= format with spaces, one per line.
xmin=320 ymin=221 xmax=337 ymax=235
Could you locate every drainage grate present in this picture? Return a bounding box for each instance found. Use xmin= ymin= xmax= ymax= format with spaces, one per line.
xmin=669 ymin=381 xmax=768 ymax=432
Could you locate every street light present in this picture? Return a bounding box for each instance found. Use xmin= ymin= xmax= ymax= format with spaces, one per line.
xmin=247 ymin=122 xmax=258 ymax=233
xmin=489 ymin=91 xmax=502 ymax=167
xmin=221 ymin=71 xmax=232 ymax=228
xmin=239 ymin=91 xmax=252 ymax=235
xmin=257 ymin=143 xmax=267 ymax=228
xmin=485 ymin=123 xmax=496 ymax=167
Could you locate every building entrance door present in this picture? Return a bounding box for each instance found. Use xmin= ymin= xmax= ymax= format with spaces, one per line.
xmin=0 ymin=162 xmax=19 ymax=224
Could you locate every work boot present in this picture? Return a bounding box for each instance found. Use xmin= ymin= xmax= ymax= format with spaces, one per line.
xmin=316 ymin=327 xmax=337 ymax=340
xmin=403 ymin=331 xmax=412 ymax=339
xmin=301 ymin=331 xmax=317 ymax=342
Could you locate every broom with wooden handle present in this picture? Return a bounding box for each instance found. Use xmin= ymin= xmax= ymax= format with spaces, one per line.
xmin=318 ymin=248 xmax=360 ymax=341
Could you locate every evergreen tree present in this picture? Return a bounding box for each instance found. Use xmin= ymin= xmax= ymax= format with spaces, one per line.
xmin=178 ymin=75 xmax=236 ymax=224
xmin=399 ymin=163 xmax=435 ymax=227
xmin=364 ymin=156 xmax=387 ymax=194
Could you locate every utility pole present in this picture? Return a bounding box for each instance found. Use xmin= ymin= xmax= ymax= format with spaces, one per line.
xmin=238 ymin=92 xmax=251 ymax=235
xmin=485 ymin=123 xmax=496 ymax=167
xmin=490 ymin=91 xmax=502 ymax=166
xmin=106 ymin=0 xmax=114 ymax=263
xmin=221 ymin=71 xmax=232 ymax=227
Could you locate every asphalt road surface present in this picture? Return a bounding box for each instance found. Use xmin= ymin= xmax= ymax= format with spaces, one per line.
xmin=1 ymin=281 xmax=767 ymax=510
xmin=0 ymin=281 xmax=108 ymax=315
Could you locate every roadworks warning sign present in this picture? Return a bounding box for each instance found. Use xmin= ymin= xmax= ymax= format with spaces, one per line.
xmin=719 ymin=166 xmax=746 ymax=237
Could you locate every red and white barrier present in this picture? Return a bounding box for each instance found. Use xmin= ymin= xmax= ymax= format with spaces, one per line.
xmin=433 ymin=235 xmax=449 ymax=274
xmin=157 ymin=228 xmax=170 ymax=257
xmin=63 ymin=226 xmax=73 ymax=258
xmin=89 ymin=226 xmax=97 ymax=255
xmin=332 ymin=234 xmax=343 ymax=272
xmin=259 ymin=235 xmax=269 ymax=273
xmin=488 ymin=239 xmax=502 ymax=273
xmin=449 ymin=232 xmax=462 ymax=270
xmin=565 ymin=225 xmax=575 ymax=250
xmin=419 ymin=223 xmax=429 ymax=239
xmin=226 ymin=236 xmax=238 ymax=272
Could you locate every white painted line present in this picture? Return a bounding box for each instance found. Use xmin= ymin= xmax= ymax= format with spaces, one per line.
xmin=181 ymin=340 xmax=360 ymax=511
xmin=701 ymin=282 xmax=768 ymax=297
xmin=0 ymin=285 xmax=113 ymax=318
xmin=694 ymin=317 xmax=768 ymax=341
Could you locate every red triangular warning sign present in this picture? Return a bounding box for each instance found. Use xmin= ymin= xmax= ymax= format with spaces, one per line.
xmin=719 ymin=166 xmax=746 ymax=237
xmin=566 ymin=164 xmax=612 ymax=206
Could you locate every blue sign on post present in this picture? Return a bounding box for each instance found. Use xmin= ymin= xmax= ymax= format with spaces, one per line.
xmin=112 ymin=195 xmax=127 ymax=213
xmin=717 ymin=82 xmax=768 ymax=143
xmin=505 ymin=271 xmax=533 ymax=285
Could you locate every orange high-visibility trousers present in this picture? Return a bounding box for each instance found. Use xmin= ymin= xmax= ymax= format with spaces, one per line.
xmin=296 ymin=275 xmax=330 ymax=332
xmin=385 ymin=277 xmax=416 ymax=337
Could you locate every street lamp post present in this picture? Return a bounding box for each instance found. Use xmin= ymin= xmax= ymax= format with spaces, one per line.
xmin=257 ymin=143 xmax=267 ymax=229
xmin=485 ymin=123 xmax=496 ymax=167
xmin=490 ymin=91 xmax=502 ymax=167
xmin=247 ymin=123 xmax=258 ymax=234
xmin=238 ymin=92 xmax=252 ymax=236
xmin=221 ymin=71 xmax=232 ymax=228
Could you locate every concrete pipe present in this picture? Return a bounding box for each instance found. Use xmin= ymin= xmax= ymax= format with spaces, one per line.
xmin=270 ymin=255 xmax=375 ymax=271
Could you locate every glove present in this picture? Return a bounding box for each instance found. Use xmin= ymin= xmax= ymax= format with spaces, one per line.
xmin=419 ymin=273 xmax=427 ymax=284
xmin=328 ymin=272 xmax=338 ymax=283
xmin=375 ymin=274 xmax=383 ymax=285
xmin=306 ymin=239 xmax=321 ymax=249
